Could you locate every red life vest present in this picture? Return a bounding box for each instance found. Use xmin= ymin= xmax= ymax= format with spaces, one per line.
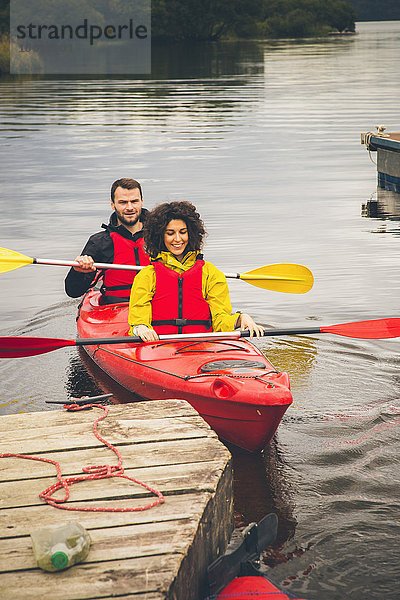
xmin=151 ymin=259 xmax=213 ymax=334
xmin=101 ymin=232 xmax=150 ymax=301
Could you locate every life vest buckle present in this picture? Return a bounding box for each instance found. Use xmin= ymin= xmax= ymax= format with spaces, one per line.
xmin=175 ymin=318 xmax=188 ymax=327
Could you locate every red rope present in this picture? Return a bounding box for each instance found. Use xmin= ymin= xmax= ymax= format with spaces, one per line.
xmin=0 ymin=403 xmax=165 ymax=512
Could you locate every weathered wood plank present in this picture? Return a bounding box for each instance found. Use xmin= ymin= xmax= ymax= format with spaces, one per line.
xmin=99 ymin=596 xmax=164 ymax=600
xmin=0 ymin=437 xmax=228 ymax=482
xmin=0 ymin=519 xmax=198 ymax=572
xmin=0 ymin=400 xmax=196 ymax=430
xmin=0 ymin=415 xmax=213 ymax=455
xmin=0 ymin=555 xmax=181 ymax=600
xmin=0 ymin=461 xmax=227 ymax=509
xmin=99 ymin=595 xmax=164 ymax=600
xmin=0 ymin=492 xmax=212 ymax=539
xmin=99 ymin=596 xmax=163 ymax=600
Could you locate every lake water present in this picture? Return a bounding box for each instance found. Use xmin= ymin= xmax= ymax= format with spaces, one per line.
xmin=1 ymin=20 xmax=400 ymax=599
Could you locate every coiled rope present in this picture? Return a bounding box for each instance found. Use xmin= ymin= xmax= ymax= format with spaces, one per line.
xmin=0 ymin=403 xmax=165 ymax=512
xmin=363 ymin=126 xmax=390 ymax=165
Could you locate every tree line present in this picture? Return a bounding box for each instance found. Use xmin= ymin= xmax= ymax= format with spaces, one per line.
xmin=1 ymin=0 xmax=357 ymax=41
xmin=153 ymin=0 xmax=357 ymax=40
xmin=3 ymin=0 xmax=400 ymax=42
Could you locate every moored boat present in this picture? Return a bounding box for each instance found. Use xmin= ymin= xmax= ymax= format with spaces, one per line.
xmin=361 ymin=128 xmax=400 ymax=194
xmin=76 ymin=290 xmax=293 ymax=452
xmin=215 ymin=576 xmax=307 ymax=599
xmin=328 ymin=30 xmax=356 ymax=36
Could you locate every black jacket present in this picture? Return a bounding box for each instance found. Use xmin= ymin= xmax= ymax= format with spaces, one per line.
xmin=65 ymin=209 xmax=148 ymax=299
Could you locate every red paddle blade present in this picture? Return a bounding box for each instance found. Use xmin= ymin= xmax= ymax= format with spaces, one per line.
xmin=0 ymin=337 xmax=76 ymax=358
xmin=321 ymin=318 xmax=400 ymax=339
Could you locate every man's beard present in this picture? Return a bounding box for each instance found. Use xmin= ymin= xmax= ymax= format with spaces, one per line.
xmin=116 ymin=211 xmax=140 ymax=227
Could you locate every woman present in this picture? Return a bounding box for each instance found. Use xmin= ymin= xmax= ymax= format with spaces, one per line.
xmin=128 ymin=201 xmax=264 ymax=342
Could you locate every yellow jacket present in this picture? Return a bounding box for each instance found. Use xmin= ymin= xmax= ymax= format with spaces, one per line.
xmin=128 ymin=250 xmax=240 ymax=334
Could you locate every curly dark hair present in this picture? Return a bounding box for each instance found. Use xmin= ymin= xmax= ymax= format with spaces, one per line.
xmin=144 ymin=201 xmax=207 ymax=259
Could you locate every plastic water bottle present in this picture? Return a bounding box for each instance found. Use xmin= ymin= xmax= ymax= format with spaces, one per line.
xmin=30 ymin=521 xmax=91 ymax=572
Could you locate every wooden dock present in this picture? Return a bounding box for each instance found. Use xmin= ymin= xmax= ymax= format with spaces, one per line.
xmin=0 ymin=399 xmax=233 ymax=600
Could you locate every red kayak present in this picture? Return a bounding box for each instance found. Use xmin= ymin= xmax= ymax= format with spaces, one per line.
xmin=76 ymin=291 xmax=293 ymax=452
xmin=216 ymin=576 xmax=306 ymax=599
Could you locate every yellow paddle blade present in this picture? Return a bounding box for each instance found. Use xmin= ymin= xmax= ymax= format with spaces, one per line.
xmin=0 ymin=248 xmax=34 ymax=274
xmin=240 ymin=263 xmax=314 ymax=294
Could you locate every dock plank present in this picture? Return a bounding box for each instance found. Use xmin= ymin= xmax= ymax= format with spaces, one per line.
xmin=0 ymin=400 xmax=233 ymax=600
xmin=0 ymin=401 xmax=197 ymax=429
xmin=0 ymin=460 xmax=228 ymax=509
xmin=0 ymin=415 xmax=212 ymax=454
xmin=0 ymin=493 xmax=212 ymax=539
xmin=0 ymin=519 xmax=200 ymax=572
xmin=0 ymin=555 xmax=183 ymax=600
xmin=0 ymin=437 xmax=228 ymax=482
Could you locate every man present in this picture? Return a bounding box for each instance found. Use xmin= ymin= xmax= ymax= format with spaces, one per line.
xmin=65 ymin=178 xmax=150 ymax=304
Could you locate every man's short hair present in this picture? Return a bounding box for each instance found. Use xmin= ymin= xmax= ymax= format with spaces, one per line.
xmin=111 ymin=178 xmax=142 ymax=202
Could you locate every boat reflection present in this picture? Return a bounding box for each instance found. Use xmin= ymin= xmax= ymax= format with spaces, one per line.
xmin=259 ymin=335 xmax=318 ymax=390
xmin=228 ymin=439 xmax=296 ymax=546
xmin=362 ymin=188 xmax=400 ymax=235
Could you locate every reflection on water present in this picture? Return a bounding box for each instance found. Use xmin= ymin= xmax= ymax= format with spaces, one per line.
xmin=260 ymin=336 xmax=318 ymax=390
xmin=362 ymin=188 xmax=400 ymax=236
xmin=66 ymin=352 xmax=106 ymax=399
xmin=231 ymin=440 xmax=297 ymax=546
xmin=152 ymin=40 xmax=264 ymax=78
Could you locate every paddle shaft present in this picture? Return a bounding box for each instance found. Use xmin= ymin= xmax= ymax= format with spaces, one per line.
xmin=34 ymin=258 xmax=305 ymax=283
xmin=35 ymin=257 xmax=142 ymax=272
xmin=48 ymin=317 xmax=400 ymax=346
xmin=0 ymin=248 xmax=314 ymax=292
xmin=1 ymin=318 xmax=398 ymax=359
xmin=0 ymin=328 xmax=321 ymax=358
xmin=34 ymin=258 xmax=248 ymax=279
xmin=75 ymin=327 xmax=323 ymax=347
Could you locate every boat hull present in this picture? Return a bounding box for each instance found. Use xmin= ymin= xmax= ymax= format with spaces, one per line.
xmin=77 ymin=291 xmax=292 ymax=452
xmin=216 ymin=576 xmax=307 ymax=599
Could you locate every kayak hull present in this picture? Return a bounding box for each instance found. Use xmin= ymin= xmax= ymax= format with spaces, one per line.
xmin=216 ymin=576 xmax=306 ymax=599
xmin=77 ymin=291 xmax=293 ymax=452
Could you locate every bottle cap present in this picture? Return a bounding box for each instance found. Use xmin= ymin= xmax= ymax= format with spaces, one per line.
xmin=51 ymin=551 xmax=69 ymax=570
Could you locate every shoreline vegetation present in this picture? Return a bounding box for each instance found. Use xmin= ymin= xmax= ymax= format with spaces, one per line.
xmin=0 ymin=0 xmax=398 ymax=75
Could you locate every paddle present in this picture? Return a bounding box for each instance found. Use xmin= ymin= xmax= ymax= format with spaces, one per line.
xmin=0 ymin=247 xmax=313 ymax=294
xmin=208 ymin=513 xmax=278 ymax=596
xmin=1 ymin=318 xmax=399 ymax=359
